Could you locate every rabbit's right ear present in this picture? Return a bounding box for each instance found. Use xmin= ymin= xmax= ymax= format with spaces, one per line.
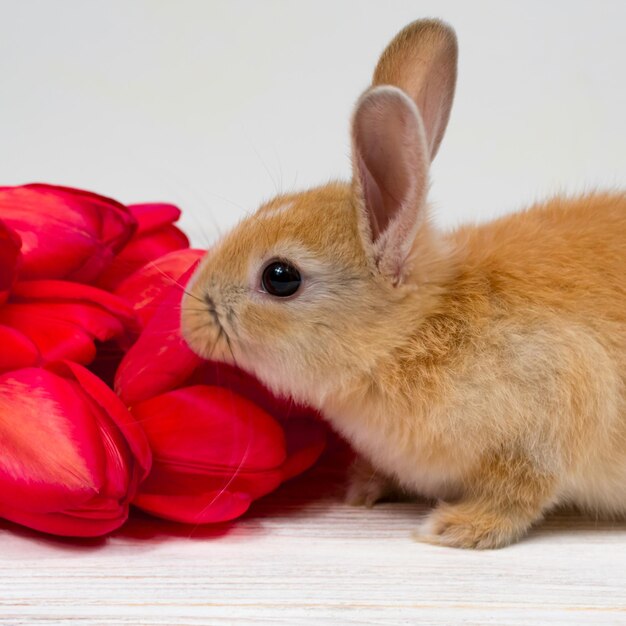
xmin=351 ymin=19 xmax=457 ymax=284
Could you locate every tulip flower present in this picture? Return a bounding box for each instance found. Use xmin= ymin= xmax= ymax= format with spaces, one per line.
xmin=0 ymin=361 xmax=151 ymax=536
xmin=0 ymin=184 xmax=136 ymax=282
xmin=115 ymin=257 xmax=326 ymax=524
xmin=96 ymin=203 xmax=190 ymax=291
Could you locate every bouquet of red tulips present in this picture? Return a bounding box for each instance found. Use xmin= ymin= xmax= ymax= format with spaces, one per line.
xmin=0 ymin=184 xmax=326 ymax=537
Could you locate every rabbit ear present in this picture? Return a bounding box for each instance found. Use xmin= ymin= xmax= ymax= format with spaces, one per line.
xmin=372 ymin=19 xmax=458 ymax=160
xmin=351 ymin=86 xmax=430 ymax=283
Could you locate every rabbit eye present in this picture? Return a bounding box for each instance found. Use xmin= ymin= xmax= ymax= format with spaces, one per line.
xmin=261 ymin=261 xmax=301 ymax=297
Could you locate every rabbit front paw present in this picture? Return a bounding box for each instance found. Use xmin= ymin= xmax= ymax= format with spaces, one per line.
xmin=345 ymin=457 xmax=401 ymax=508
xmin=414 ymin=502 xmax=533 ymax=549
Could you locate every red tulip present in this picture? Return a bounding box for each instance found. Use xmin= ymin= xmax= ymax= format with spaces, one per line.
xmin=0 ymin=184 xmax=136 ymax=282
xmin=115 ymin=258 xmax=326 ymax=524
xmin=0 ymin=280 xmax=139 ymax=368
xmin=0 ymin=361 xmax=151 ymax=536
xmin=96 ymin=203 xmax=190 ymax=291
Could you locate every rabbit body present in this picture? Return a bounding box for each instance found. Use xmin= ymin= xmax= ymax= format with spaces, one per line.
xmin=181 ymin=20 xmax=626 ymax=548
xmin=326 ymin=190 xmax=626 ymax=548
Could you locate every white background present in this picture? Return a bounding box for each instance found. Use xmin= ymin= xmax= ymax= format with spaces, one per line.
xmin=1 ymin=0 xmax=624 ymax=244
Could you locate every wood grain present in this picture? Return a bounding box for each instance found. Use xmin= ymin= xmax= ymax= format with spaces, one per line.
xmin=1 ymin=448 xmax=625 ymax=625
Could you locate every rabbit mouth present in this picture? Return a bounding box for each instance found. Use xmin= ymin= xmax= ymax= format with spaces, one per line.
xmin=203 ymin=293 xmax=221 ymax=326
xmin=180 ymin=295 xmax=233 ymax=368
xmin=197 ymin=294 xmax=241 ymax=367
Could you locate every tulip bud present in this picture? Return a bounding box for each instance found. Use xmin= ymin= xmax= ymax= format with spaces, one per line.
xmin=0 ymin=184 xmax=136 ymax=282
xmin=0 ymin=362 xmax=151 ymax=536
xmin=96 ymin=203 xmax=190 ymax=291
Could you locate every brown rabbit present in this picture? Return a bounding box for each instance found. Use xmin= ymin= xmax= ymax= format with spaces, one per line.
xmin=181 ymin=19 xmax=626 ymax=548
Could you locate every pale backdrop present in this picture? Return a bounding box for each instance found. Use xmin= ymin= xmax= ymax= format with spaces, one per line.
xmin=1 ymin=0 xmax=624 ymax=245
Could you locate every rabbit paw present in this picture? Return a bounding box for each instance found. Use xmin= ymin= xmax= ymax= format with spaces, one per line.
xmin=413 ymin=502 xmax=531 ymax=549
xmin=345 ymin=458 xmax=400 ymax=508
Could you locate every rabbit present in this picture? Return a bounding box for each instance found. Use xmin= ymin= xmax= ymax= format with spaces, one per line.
xmin=180 ymin=19 xmax=626 ymax=549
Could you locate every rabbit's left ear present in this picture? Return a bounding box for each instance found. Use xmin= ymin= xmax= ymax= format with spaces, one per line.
xmin=351 ymin=19 xmax=457 ymax=283
xmin=373 ymin=19 xmax=458 ymax=160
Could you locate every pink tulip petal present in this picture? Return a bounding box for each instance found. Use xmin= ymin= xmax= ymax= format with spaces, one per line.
xmin=133 ymin=490 xmax=251 ymax=524
xmin=115 ymin=267 xmax=203 ymax=404
xmin=0 ymin=367 xmax=104 ymax=513
xmin=131 ymin=385 xmax=286 ymax=471
xmin=0 ymin=325 xmax=40 ymax=372
xmin=0 ymin=184 xmax=136 ymax=281
xmin=114 ymin=248 xmax=205 ymax=325
xmin=0 ymin=220 xmax=21 ymax=303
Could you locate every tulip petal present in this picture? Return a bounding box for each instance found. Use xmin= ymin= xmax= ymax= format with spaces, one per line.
xmin=0 ymin=499 xmax=128 ymax=537
xmin=94 ymin=201 xmax=189 ymax=290
xmin=127 ymin=203 xmax=182 ymax=234
xmin=95 ymin=226 xmax=190 ymax=291
xmin=0 ymin=368 xmax=104 ymax=513
xmin=138 ymin=463 xmax=283 ymax=502
xmin=114 ymin=248 xmax=205 ymax=325
xmin=115 ymin=267 xmax=203 ymax=404
xmin=133 ymin=489 xmax=251 ymax=524
xmin=8 ymin=280 xmax=140 ymax=358
xmin=0 ymin=325 xmax=40 ymax=372
xmin=0 ymin=184 xmax=136 ymax=281
xmin=55 ymin=361 xmax=151 ymax=482
xmin=0 ymin=305 xmax=97 ymax=363
xmin=187 ymin=363 xmax=327 ymax=481
xmin=131 ymin=385 xmax=286 ymax=471
xmin=0 ymin=220 xmax=21 ymax=303
xmin=0 ymin=301 xmax=123 ymax=341
xmin=10 ymin=279 xmax=138 ymax=332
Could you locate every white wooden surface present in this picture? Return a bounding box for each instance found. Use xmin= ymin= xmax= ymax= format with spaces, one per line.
xmin=1 ymin=446 xmax=625 ymax=626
